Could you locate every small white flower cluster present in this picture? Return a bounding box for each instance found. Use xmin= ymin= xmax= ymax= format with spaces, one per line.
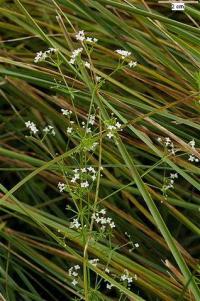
xmin=43 ymin=125 xmax=55 ymax=136
xmin=75 ymin=30 xmax=85 ymax=42
xmin=106 ymin=119 xmax=122 ymax=139
xmin=89 ymin=258 xmax=99 ymax=266
xmin=69 ymin=47 xmax=83 ymax=65
xmin=92 ymin=208 xmax=115 ymax=231
xmin=68 ymin=265 xmax=80 ymax=286
xmin=70 ymin=218 xmax=81 ymax=229
xmin=163 ymin=173 xmax=178 ymax=193
xmin=60 ymin=109 xmax=75 ymax=135
xmin=34 ymin=48 xmax=57 ymax=63
xmin=61 ymin=109 xmax=72 ymax=116
xmin=188 ymin=139 xmax=199 ymax=163
xmin=128 ymin=61 xmax=137 ymax=68
xmin=157 ymin=137 xmax=175 ymax=155
xmin=120 ymin=270 xmax=137 ymax=287
xmin=81 ymin=114 xmax=96 ymax=134
xmin=81 ymin=181 xmax=89 ymax=188
xmin=58 ymin=182 xmax=65 ymax=193
xmin=25 ymin=121 xmax=38 ymax=134
xmin=115 ymin=49 xmax=131 ymax=59
xmin=70 ymin=167 xmax=97 ymax=187
xmin=75 ymin=30 xmax=98 ymax=43
xmin=86 ymin=36 xmax=98 ymax=43
xmin=188 ymin=155 xmax=199 ymax=163
xmin=88 ymin=114 xmax=95 ymax=125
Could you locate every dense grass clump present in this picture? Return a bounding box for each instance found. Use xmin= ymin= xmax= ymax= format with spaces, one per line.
xmin=0 ymin=1 xmax=200 ymax=300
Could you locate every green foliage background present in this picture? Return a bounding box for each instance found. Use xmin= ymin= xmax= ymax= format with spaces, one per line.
xmin=0 ymin=1 xmax=200 ymax=300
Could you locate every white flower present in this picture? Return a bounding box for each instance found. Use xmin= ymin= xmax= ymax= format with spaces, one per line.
xmin=92 ymin=209 xmax=115 ymax=230
xmin=58 ymin=182 xmax=65 ymax=192
xmin=43 ymin=125 xmax=55 ymax=136
xmin=34 ymin=48 xmax=57 ymax=63
xmin=107 ymin=132 xmax=114 ymax=139
xmin=71 ymin=177 xmax=77 ymax=183
xmin=71 ymin=279 xmax=78 ymax=286
xmin=100 ymin=209 xmax=106 ymax=215
xmin=120 ymin=270 xmax=133 ymax=285
xmin=81 ymin=168 xmax=87 ymax=173
xmin=188 ymin=155 xmax=199 ymax=163
xmin=70 ymin=218 xmax=81 ymax=229
xmin=68 ymin=267 xmax=73 ymax=276
xmin=74 ymin=265 xmax=80 ymax=270
xmin=86 ymin=37 xmax=98 ymax=43
xmin=74 ymin=173 xmax=80 ymax=180
xmin=91 ymin=175 xmax=96 ymax=181
xmin=110 ymin=222 xmax=115 ymax=228
xmin=115 ymin=121 xmax=122 ymax=129
xmin=134 ymin=243 xmax=139 ymax=248
xmin=164 ymin=137 xmax=171 ymax=147
xmin=188 ymin=155 xmax=195 ymax=162
xmin=68 ymin=264 xmax=81 ymax=287
xmin=86 ymin=127 xmax=92 ymax=133
xmin=84 ymin=61 xmax=91 ymax=68
xmin=72 ymin=271 xmax=78 ymax=277
xmin=106 ymin=119 xmax=122 ymax=139
xmin=188 ymin=139 xmax=195 ymax=149
xmin=170 ymin=173 xmax=178 ymax=179
xmin=120 ymin=274 xmax=127 ymax=281
xmin=107 ymin=125 xmax=115 ymax=130
xmin=61 ymin=109 xmax=72 ymax=116
xmin=75 ymin=30 xmax=85 ymax=41
xmin=106 ymin=283 xmax=113 ymax=289
xmin=34 ymin=51 xmax=44 ymax=63
xmin=88 ymin=114 xmax=95 ymax=125
xmin=80 ymin=181 xmax=89 ymax=188
xmin=95 ymin=76 xmax=101 ymax=82
xmin=69 ymin=47 xmax=83 ymax=64
xmin=25 ymin=121 xmax=38 ymax=134
xmin=69 ymin=58 xmax=75 ymax=64
xmin=89 ymin=259 xmax=99 ymax=266
xmin=115 ymin=49 xmax=131 ymax=59
xmin=86 ymin=37 xmax=92 ymax=42
xmin=87 ymin=166 xmax=95 ymax=173
xmin=105 ymin=268 xmax=110 ymax=273
xmin=68 ymin=265 xmax=80 ymax=279
xmin=128 ymin=61 xmax=137 ymax=68
xmin=158 ymin=137 xmax=176 ymax=155
xmin=67 ymin=127 xmax=73 ymax=134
